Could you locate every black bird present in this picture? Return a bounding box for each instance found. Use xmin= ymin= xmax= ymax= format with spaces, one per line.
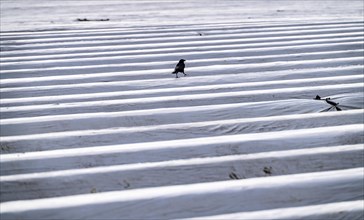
xmin=172 ymin=59 xmax=186 ymax=78
xmin=325 ymin=98 xmax=342 ymax=111
xmin=325 ymin=98 xmax=338 ymax=106
xmin=314 ymin=95 xmax=322 ymax=100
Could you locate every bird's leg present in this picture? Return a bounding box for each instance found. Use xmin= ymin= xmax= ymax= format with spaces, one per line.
xmin=175 ymin=72 xmax=179 ymax=78
xmin=320 ymin=106 xmax=333 ymax=112
xmin=183 ymin=71 xmax=187 ymax=76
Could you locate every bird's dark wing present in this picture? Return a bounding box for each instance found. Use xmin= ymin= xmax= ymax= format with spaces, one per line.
xmin=174 ymin=63 xmax=185 ymax=72
xmin=325 ymin=99 xmax=339 ymax=106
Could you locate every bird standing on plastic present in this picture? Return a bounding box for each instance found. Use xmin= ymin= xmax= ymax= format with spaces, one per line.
xmin=172 ymin=59 xmax=186 ymax=78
